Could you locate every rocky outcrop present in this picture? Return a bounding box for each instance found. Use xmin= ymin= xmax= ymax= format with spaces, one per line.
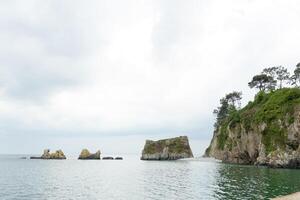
xmin=30 ymin=149 xmax=66 ymax=160
xmin=205 ymin=116 xmax=300 ymax=168
xmin=102 ymin=157 xmax=114 ymax=160
xmin=205 ymin=90 xmax=300 ymax=168
xmin=141 ymin=136 xmax=194 ymax=160
xmin=115 ymin=157 xmax=123 ymax=160
xmin=78 ymin=149 xmax=101 ymax=160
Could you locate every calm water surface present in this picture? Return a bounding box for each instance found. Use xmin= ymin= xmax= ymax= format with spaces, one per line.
xmin=0 ymin=155 xmax=300 ymax=200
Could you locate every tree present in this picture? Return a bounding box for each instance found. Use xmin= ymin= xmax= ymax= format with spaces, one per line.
xmin=225 ymin=91 xmax=242 ymax=109
xmin=275 ymin=66 xmax=290 ymax=89
xmin=262 ymin=67 xmax=277 ymax=80
xmin=290 ymin=63 xmax=300 ymax=87
xmin=213 ymin=91 xmax=242 ymax=127
xmin=213 ymin=97 xmax=229 ymax=125
xmin=248 ymin=74 xmax=276 ymax=91
xmin=262 ymin=66 xmax=290 ymax=89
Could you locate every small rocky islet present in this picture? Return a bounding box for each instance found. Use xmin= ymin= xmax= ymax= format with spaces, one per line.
xmin=30 ymin=149 xmax=66 ymax=160
xmin=140 ymin=136 xmax=194 ymax=160
xmin=78 ymin=149 xmax=101 ymax=160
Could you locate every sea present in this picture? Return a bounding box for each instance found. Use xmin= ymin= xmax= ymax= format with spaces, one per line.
xmin=0 ymin=155 xmax=299 ymax=200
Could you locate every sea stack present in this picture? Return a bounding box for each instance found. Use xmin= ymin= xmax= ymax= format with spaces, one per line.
xmin=141 ymin=136 xmax=194 ymax=160
xmin=78 ymin=149 xmax=101 ymax=160
xmin=30 ymin=149 xmax=66 ymax=159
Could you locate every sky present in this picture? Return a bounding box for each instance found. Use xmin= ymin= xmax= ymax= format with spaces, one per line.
xmin=0 ymin=0 xmax=300 ymax=156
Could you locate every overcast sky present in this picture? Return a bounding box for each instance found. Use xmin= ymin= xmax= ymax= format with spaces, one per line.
xmin=0 ymin=0 xmax=300 ymax=156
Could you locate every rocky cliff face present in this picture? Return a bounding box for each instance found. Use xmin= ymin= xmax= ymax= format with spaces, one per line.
xmin=78 ymin=149 xmax=101 ymax=160
xmin=141 ymin=136 xmax=194 ymax=160
xmin=205 ymin=89 xmax=300 ymax=168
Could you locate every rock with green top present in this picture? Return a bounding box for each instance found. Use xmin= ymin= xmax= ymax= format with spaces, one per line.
xmin=141 ymin=136 xmax=194 ymax=160
xmin=205 ymin=88 xmax=300 ymax=168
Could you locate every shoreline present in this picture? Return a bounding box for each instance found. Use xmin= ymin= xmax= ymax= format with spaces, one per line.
xmin=272 ymin=192 xmax=300 ymax=200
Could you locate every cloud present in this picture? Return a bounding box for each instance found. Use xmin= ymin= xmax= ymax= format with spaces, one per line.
xmin=0 ymin=0 xmax=300 ymax=154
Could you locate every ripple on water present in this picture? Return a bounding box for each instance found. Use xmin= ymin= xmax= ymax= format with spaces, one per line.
xmin=0 ymin=156 xmax=299 ymax=200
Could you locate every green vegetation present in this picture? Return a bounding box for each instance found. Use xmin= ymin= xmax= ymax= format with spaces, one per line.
xmin=216 ymin=88 xmax=300 ymax=154
xmin=143 ymin=137 xmax=190 ymax=154
xmin=213 ymin=63 xmax=300 ymax=154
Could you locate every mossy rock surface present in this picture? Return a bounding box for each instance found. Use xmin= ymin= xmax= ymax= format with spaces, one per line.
xmin=215 ymin=88 xmax=300 ymax=154
xmin=141 ymin=136 xmax=194 ymax=160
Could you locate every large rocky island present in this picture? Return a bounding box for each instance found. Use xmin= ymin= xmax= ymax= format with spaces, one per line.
xmin=141 ymin=136 xmax=194 ymax=160
xmin=205 ymin=88 xmax=300 ymax=168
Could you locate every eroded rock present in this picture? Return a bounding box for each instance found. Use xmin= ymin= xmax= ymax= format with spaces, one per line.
xmin=78 ymin=149 xmax=101 ymax=160
xmin=205 ymin=107 xmax=300 ymax=169
xmin=141 ymin=136 xmax=194 ymax=160
xmin=30 ymin=149 xmax=66 ymax=160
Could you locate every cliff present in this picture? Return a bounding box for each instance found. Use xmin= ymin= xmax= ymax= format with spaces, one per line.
xmin=141 ymin=136 xmax=194 ymax=160
xmin=205 ymin=88 xmax=300 ymax=168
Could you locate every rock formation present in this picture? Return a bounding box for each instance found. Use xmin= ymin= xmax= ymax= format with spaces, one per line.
xmin=30 ymin=149 xmax=66 ymax=159
xmin=141 ymin=136 xmax=194 ymax=160
xmin=102 ymin=156 xmax=114 ymax=160
xmin=205 ymin=89 xmax=300 ymax=168
xmin=115 ymin=157 xmax=123 ymax=160
xmin=78 ymin=149 xmax=101 ymax=160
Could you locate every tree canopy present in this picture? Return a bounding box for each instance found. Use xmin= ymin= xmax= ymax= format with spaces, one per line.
xmin=213 ymin=91 xmax=242 ymax=127
xmin=248 ymin=74 xmax=276 ymax=91
xmin=214 ymin=62 xmax=300 ymax=127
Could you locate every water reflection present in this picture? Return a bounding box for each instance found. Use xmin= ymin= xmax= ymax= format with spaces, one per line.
xmin=0 ymin=156 xmax=299 ymax=200
xmin=213 ymin=163 xmax=300 ymax=199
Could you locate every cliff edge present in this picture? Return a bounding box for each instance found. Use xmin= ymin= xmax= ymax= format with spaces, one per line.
xmin=205 ymin=88 xmax=300 ymax=168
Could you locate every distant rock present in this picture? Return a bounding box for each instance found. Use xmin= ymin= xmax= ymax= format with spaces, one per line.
xmin=30 ymin=156 xmax=41 ymax=159
xmin=30 ymin=149 xmax=66 ymax=160
xmin=102 ymin=157 xmax=114 ymax=160
xmin=141 ymin=136 xmax=194 ymax=160
xmin=78 ymin=149 xmax=101 ymax=160
xmin=115 ymin=157 xmax=123 ymax=160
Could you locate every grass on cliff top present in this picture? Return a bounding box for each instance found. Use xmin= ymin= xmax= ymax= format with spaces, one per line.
xmin=216 ymin=88 xmax=300 ymax=153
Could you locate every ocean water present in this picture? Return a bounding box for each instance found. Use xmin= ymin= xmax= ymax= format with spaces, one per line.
xmin=0 ymin=155 xmax=300 ymax=200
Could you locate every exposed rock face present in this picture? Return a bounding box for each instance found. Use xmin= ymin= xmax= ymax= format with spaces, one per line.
xmin=205 ymin=109 xmax=300 ymax=168
xmin=30 ymin=149 xmax=66 ymax=159
xmin=141 ymin=136 xmax=194 ymax=160
xmin=78 ymin=149 xmax=101 ymax=160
